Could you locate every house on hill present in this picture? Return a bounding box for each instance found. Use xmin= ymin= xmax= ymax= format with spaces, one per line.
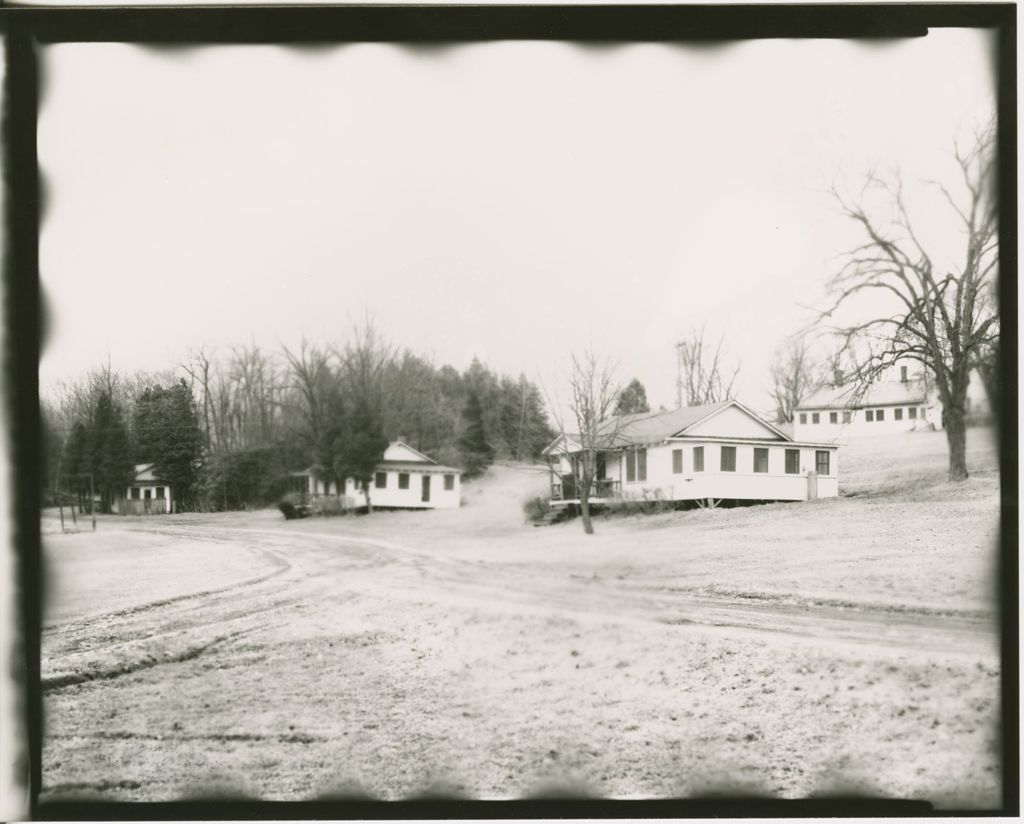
xmin=115 ymin=463 xmax=173 ymax=515
xmin=793 ymin=363 xmax=991 ymax=442
xmin=543 ymin=400 xmax=839 ymax=509
xmin=290 ymin=440 xmax=461 ymax=510
xmin=793 ymin=378 xmax=937 ymax=441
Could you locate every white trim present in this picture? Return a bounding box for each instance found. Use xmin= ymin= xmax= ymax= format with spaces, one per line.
xmin=667 ymin=435 xmax=839 ymax=449
xmin=673 ymin=399 xmax=794 ymax=442
xmin=387 ymin=440 xmax=439 ymax=464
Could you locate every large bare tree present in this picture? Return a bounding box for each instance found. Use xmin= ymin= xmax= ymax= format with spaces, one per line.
xmin=675 ymin=325 xmax=740 ymax=407
xmin=821 ymin=123 xmax=998 ymax=481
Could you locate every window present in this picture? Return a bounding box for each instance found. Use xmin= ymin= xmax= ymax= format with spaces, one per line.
xmin=626 ymin=448 xmax=647 ymax=482
xmin=398 ymin=473 xmax=410 ymax=490
xmin=909 ymin=407 xmax=918 ymax=420
xmin=784 ymin=449 xmax=800 ymax=474
xmin=130 ymin=487 xmax=140 ymax=499
xmin=876 ymin=409 xmax=885 ymax=422
xmin=866 ymin=410 xmax=874 ymax=422
xmin=444 ymin=474 xmax=455 ymax=491
xmin=720 ymin=446 xmax=736 ymax=472
xmin=815 ymin=451 xmax=830 ymax=475
xmin=799 ymin=413 xmax=807 ymax=424
xmin=672 ymin=448 xmax=683 ymax=474
xmin=920 ymin=407 xmax=926 ymax=418
xmin=693 ymin=447 xmax=704 ymax=472
xmin=895 ymin=408 xmax=903 ymax=421
xmin=829 ymin=412 xmax=838 ymax=424
xmin=156 ymin=487 xmax=165 ymax=499
xmin=753 ymin=448 xmax=769 ymax=473
xmin=842 ymin=411 xmax=852 ymax=423
xmin=812 ymin=412 xmax=820 ymax=424
xmin=375 ymin=472 xmax=387 ymax=489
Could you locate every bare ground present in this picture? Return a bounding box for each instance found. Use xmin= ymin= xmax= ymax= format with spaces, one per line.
xmin=40 ymin=427 xmax=1003 ymax=806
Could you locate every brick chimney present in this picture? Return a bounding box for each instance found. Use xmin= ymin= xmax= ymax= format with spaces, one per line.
xmin=900 ymin=366 xmax=908 ymax=383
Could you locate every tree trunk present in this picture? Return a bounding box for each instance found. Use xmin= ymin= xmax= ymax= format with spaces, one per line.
xmin=364 ymin=482 xmax=373 ymax=514
xmin=580 ymin=492 xmax=593 ymax=535
xmin=945 ymin=406 xmax=969 ymax=481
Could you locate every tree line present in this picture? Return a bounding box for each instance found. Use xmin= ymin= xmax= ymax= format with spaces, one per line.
xmin=42 ymin=325 xmax=555 ymax=513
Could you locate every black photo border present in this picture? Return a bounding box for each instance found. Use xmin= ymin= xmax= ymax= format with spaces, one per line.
xmin=2 ymin=3 xmax=1017 ymax=819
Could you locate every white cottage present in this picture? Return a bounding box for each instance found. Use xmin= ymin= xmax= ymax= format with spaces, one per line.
xmin=116 ymin=463 xmax=173 ymax=515
xmin=543 ymin=400 xmax=839 ymax=509
xmin=291 ymin=441 xmax=461 ymax=510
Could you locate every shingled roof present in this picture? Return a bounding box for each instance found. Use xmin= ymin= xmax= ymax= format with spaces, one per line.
xmin=598 ymin=401 xmax=733 ymax=447
xmin=798 ymin=379 xmax=928 ymax=410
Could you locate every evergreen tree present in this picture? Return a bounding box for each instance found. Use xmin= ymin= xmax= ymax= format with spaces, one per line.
xmin=457 ymin=390 xmax=495 ymax=478
xmin=63 ymin=420 xmax=90 ymax=509
xmin=615 ymin=378 xmax=651 ymax=415
xmin=133 ymin=379 xmax=204 ymax=511
xmin=336 ymin=395 xmax=389 ymax=512
xmin=88 ymin=390 xmax=135 ymax=512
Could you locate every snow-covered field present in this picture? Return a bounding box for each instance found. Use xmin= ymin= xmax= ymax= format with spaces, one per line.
xmin=40 ymin=427 xmax=1002 ymax=806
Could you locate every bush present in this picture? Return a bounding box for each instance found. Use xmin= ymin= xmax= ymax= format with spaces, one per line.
xmin=310 ymin=495 xmax=346 ymax=518
xmin=522 ymin=495 xmax=550 ymax=522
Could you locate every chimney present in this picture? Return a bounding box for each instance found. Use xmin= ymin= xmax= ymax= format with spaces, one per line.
xmin=832 ymin=369 xmax=843 ymax=388
xmin=900 ymin=366 xmax=908 ymax=383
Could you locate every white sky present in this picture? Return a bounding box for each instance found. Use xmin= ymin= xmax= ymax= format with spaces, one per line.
xmin=38 ymin=31 xmax=996 ymax=414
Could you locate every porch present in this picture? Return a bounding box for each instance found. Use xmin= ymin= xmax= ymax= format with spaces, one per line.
xmin=550 ymin=476 xmax=621 ymax=503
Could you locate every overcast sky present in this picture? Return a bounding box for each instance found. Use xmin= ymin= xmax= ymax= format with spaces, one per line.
xmin=38 ymin=30 xmax=996 ymax=413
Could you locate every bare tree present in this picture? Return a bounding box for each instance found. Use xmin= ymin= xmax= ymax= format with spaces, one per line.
xmin=549 ymin=352 xmax=623 ymax=536
xmin=675 ymin=325 xmax=740 ymax=407
xmin=769 ymin=340 xmax=818 ymax=424
xmin=821 ymin=122 xmax=998 ymax=481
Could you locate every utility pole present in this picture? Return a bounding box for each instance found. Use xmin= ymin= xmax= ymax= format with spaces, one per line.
xmin=675 ymin=341 xmax=684 ymax=409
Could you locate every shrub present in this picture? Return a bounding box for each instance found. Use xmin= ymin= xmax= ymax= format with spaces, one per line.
xmin=310 ymin=495 xmax=346 ymax=518
xmin=522 ymin=495 xmax=550 ymax=522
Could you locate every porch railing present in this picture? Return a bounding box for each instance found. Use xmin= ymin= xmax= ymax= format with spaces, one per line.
xmin=550 ymin=477 xmax=621 ymax=501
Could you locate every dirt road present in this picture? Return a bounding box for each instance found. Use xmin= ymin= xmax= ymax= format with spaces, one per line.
xmin=41 ymin=511 xmax=1001 ymax=805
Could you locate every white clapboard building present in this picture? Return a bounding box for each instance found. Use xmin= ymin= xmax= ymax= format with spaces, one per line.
xmin=543 ymin=400 xmax=839 ymax=510
xmin=292 ymin=440 xmax=461 ymax=510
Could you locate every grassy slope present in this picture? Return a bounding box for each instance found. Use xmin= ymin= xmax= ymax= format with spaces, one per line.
xmin=40 ymin=426 xmax=1004 ymax=806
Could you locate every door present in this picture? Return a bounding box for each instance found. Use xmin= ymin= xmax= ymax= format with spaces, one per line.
xmin=421 ymin=474 xmax=431 ymax=503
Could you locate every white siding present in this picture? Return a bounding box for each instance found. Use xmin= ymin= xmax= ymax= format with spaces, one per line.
xmin=619 ymin=441 xmax=838 ymax=503
xmin=355 ymin=470 xmax=460 ymax=509
xmin=685 ymin=405 xmax=785 ymax=439
xmin=793 ymin=404 xmax=933 ymax=441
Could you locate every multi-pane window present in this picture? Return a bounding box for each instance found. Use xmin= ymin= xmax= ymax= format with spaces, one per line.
xmin=753 ymin=448 xmax=769 ymax=473
xmin=909 ymin=407 xmax=918 ymax=419
xmin=829 ymin=412 xmax=838 ymax=424
xmin=720 ymin=446 xmax=736 ymax=472
xmin=398 ymin=473 xmax=410 ymax=489
xmin=842 ymin=411 xmax=852 ymax=423
xmin=895 ymin=408 xmax=903 ymax=421
xmin=784 ymin=449 xmax=800 ymax=474
xmin=693 ymin=446 xmax=704 ymax=472
xmin=375 ymin=472 xmax=387 ymax=489
xmin=815 ymin=450 xmax=830 ymax=475
xmin=444 ymin=474 xmax=455 ymax=491
xmin=866 ymin=410 xmax=874 ymax=422
xmin=672 ymin=449 xmax=683 ymax=474
xmin=625 ymin=448 xmax=647 ymax=482
xmin=812 ymin=412 xmax=820 ymax=424
xmin=799 ymin=413 xmax=807 ymax=424
xmin=876 ymin=409 xmax=885 ymax=422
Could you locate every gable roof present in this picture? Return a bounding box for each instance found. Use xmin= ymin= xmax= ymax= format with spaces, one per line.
xmin=546 ymin=400 xmax=789 ymax=452
xmin=382 ymin=440 xmax=438 ymax=465
xmin=798 ymin=379 xmax=928 ymax=411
